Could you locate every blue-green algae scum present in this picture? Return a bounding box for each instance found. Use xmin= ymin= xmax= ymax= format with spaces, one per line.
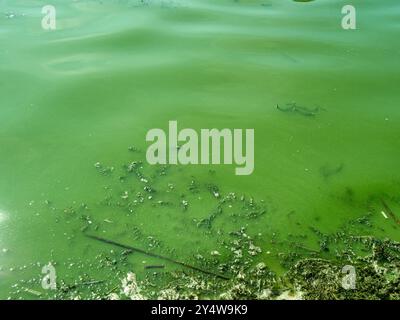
xmin=0 ymin=0 xmax=399 ymax=300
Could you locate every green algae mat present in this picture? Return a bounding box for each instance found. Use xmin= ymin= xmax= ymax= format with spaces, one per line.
xmin=0 ymin=0 xmax=399 ymax=300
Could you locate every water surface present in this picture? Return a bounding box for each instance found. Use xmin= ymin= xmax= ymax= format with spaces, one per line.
xmin=1 ymin=0 xmax=400 ymax=298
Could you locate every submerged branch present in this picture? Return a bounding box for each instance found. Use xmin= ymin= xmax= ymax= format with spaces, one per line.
xmin=85 ymin=234 xmax=230 ymax=280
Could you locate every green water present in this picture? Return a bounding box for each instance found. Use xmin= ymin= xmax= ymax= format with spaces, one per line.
xmin=1 ymin=0 xmax=400 ymax=299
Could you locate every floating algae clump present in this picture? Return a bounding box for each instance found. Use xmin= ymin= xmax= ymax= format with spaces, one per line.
xmin=8 ymin=146 xmax=399 ymax=300
xmin=286 ymin=238 xmax=400 ymax=300
xmin=121 ymin=272 xmax=146 ymax=300
xmin=132 ymin=237 xmax=399 ymax=300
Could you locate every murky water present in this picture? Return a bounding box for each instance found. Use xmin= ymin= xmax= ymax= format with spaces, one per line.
xmin=1 ymin=0 xmax=399 ymax=299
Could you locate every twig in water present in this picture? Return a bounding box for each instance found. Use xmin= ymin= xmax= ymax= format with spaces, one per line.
xmin=145 ymin=265 xmax=165 ymax=270
xmin=85 ymin=234 xmax=230 ymax=280
xmin=277 ymin=103 xmax=321 ymax=117
xmin=62 ymin=280 xmax=105 ymax=292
